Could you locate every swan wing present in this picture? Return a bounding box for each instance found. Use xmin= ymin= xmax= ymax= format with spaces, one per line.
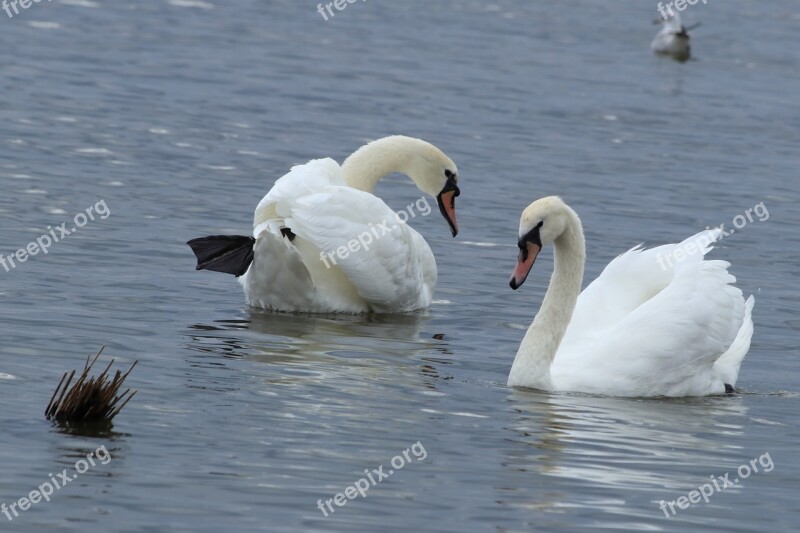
xmin=239 ymin=229 xmax=318 ymax=311
xmin=287 ymin=189 xmax=437 ymax=312
xmin=713 ymin=295 xmax=755 ymax=387
xmin=249 ymin=157 xmax=436 ymax=312
xmin=252 ymin=157 xmax=347 ymax=236
xmin=565 ymin=229 xmax=721 ymax=339
xmin=243 ymin=158 xmax=367 ymax=312
xmin=555 ymin=230 xmax=749 ymax=396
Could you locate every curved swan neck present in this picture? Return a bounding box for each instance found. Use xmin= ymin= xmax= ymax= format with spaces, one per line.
xmin=340 ymin=136 xmax=424 ymax=193
xmin=509 ymin=209 xmax=586 ymax=389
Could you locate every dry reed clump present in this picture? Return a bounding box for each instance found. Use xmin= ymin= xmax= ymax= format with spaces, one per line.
xmin=45 ymin=347 xmax=137 ymax=423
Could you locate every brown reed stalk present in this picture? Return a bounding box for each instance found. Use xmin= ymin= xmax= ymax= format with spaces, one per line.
xmin=45 ymin=346 xmax=138 ymax=423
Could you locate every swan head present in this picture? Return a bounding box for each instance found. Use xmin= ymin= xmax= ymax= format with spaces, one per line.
xmin=342 ymin=135 xmax=461 ymax=237
xmin=342 ymin=136 xmax=460 ymax=236
xmin=510 ymin=196 xmax=572 ymax=290
xmin=398 ymin=138 xmax=460 ymax=237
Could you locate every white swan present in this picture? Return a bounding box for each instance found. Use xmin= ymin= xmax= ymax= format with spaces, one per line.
xmin=651 ymin=13 xmax=694 ymax=61
xmin=188 ymin=136 xmax=460 ymax=313
xmin=507 ymin=197 xmax=754 ymax=397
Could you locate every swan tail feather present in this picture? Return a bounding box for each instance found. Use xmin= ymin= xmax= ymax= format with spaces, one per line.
xmin=187 ymin=235 xmax=256 ymax=277
xmin=714 ymin=295 xmax=755 ymax=387
xmin=672 ymin=228 xmax=722 ymax=272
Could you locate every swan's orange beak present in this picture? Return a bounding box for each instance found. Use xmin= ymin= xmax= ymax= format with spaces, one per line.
xmin=510 ymin=241 xmax=540 ymax=290
xmin=437 ymin=179 xmax=460 ymax=237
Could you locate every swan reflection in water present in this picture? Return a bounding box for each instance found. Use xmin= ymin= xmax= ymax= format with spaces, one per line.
xmin=186 ymin=309 xmax=454 ymax=386
xmin=499 ymin=389 xmax=750 ymax=515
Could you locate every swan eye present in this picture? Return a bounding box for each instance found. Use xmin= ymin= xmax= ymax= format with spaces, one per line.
xmin=537 ymin=221 xmax=544 ymax=229
xmin=445 ymin=169 xmax=457 ymax=182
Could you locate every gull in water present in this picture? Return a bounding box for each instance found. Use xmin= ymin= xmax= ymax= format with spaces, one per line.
xmin=651 ymin=13 xmax=699 ymax=62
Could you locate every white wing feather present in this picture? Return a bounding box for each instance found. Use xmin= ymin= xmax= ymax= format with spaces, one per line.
xmin=554 ymin=230 xmax=752 ymax=396
xmin=241 ymin=157 xmax=436 ymax=313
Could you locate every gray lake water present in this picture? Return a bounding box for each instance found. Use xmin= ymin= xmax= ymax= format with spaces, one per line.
xmin=1 ymin=0 xmax=798 ymax=531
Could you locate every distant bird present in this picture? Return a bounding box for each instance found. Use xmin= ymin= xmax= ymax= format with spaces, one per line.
xmin=507 ymin=196 xmax=754 ymax=397
xmin=188 ymin=136 xmax=460 ymax=313
xmin=651 ymin=13 xmax=698 ymax=62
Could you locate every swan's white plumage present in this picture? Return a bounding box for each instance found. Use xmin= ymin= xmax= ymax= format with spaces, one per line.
xmin=509 ymin=198 xmax=754 ymax=397
xmin=564 ymin=229 xmax=721 ymax=341
xmin=714 ymin=294 xmax=755 ymax=387
xmin=240 ymin=157 xmax=436 ymax=313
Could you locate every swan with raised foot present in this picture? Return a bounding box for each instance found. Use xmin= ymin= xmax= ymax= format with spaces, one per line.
xmin=188 ymin=136 xmax=460 ymax=313
xmin=508 ymin=196 xmax=754 ymax=397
